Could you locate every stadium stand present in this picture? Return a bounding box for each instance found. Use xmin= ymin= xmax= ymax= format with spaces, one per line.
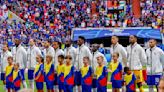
xmin=0 ymin=0 xmax=163 ymax=46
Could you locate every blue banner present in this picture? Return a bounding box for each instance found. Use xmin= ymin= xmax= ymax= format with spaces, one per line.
xmin=73 ymin=29 xmax=161 ymax=40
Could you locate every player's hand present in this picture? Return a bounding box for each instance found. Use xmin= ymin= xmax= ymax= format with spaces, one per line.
xmin=3 ymin=80 xmax=6 ymax=84
xmin=142 ymin=81 xmax=146 ymax=85
xmin=107 ymin=69 xmax=112 ymax=72
xmin=107 ymin=82 xmax=112 ymax=85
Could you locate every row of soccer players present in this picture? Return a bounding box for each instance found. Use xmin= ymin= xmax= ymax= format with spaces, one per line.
xmin=1 ymin=35 xmax=164 ymax=92
xmin=3 ymin=51 xmax=139 ymax=92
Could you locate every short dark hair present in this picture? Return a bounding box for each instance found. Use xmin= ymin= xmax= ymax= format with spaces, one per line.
xmin=65 ymin=55 xmax=72 ymax=60
xmin=124 ymin=67 xmax=130 ymax=73
xmin=113 ymin=52 xmax=119 ymax=57
xmin=58 ymin=55 xmax=65 ymax=59
xmin=83 ymin=56 xmax=90 ymax=61
xmin=149 ymin=39 xmax=157 ymax=42
xmin=78 ymin=36 xmax=86 ymax=42
xmin=130 ymin=35 xmax=137 ymax=39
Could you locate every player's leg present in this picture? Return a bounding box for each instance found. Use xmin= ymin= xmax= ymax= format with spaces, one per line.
xmin=134 ymin=70 xmax=144 ymax=92
xmin=28 ymin=69 xmax=34 ymax=89
xmin=1 ymin=72 xmax=6 ymax=90
xmin=20 ymin=69 xmax=27 ymax=88
xmin=54 ymin=73 xmax=58 ymax=92
xmin=59 ymin=84 xmax=64 ymax=92
xmin=116 ymin=88 xmax=120 ymax=92
xmin=46 ymin=81 xmax=54 ymax=92
xmin=137 ymin=82 xmax=144 ymax=92
xmin=36 ymin=82 xmax=44 ymax=92
xmin=92 ymin=78 xmax=97 ymax=92
xmin=148 ymin=85 xmax=154 ymax=92
xmin=75 ymin=71 xmax=81 ymax=92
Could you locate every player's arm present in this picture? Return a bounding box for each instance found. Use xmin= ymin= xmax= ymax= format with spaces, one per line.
xmin=107 ymin=63 xmax=112 ymax=73
xmin=22 ymin=48 xmax=27 ymax=68
xmin=35 ymin=65 xmax=44 ymax=80
xmin=139 ymin=47 xmax=147 ymax=68
xmin=160 ymin=50 xmax=164 ymax=72
xmin=121 ymin=46 xmax=127 ymax=66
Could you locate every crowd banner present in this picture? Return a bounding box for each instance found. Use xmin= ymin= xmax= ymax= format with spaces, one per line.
xmin=72 ymin=28 xmax=161 ymax=41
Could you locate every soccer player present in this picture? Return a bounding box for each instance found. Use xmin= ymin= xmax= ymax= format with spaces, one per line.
xmin=95 ymin=56 xmax=108 ymax=92
xmin=158 ymin=77 xmax=164 ymax=92
xmin=63 ymin=55 xmax=75 ymax=92
xmin=75 ymin=36 xmax=92 ymax=92
xmin=13 ymin=63 xmax=22 ymax=92
xmin=45 ymin=54 xmax=55 ymax=92
xmin=110 ymin=35 xmax=127 ymax=67
xmin=27 ymin=39 xmax=41 ymax=89
xmin=64 ymin=38 xmax=76 ymax=65
xmin=34 ymin=55 xmax=44 ymax=92
xmin=127 ymin=35 xmax=147 ymax=92
xmin=91 ymin=43 xmax=108 ymax=92
xmin=1 ymin=43 xmax=12 ymax=90
xmin=80 ymin=57 xmax=93 ymax=92
xmin=43 ymin=40 xmax=54 ymax=61
xmin=108 ymin=52 xmax=123 ymax=92
xmin=146 ymin=39 xmax=164 ymax=92
xmin=14 ymin=36 xmax=27 ymax=88
xmin=53 ymin=38 xmax=64 ymax=67
xmin=53 ymin=38 xmax=64 ymax=91
xmin=110 ymin=35 xmax=127 ymax=92
xmin=124 ymin=67 xmax=136 ymax=92
xmin=5 ymin=56 xmax=14 ymax=92
xmin=57 ymin=55 xmax=65 ymax=92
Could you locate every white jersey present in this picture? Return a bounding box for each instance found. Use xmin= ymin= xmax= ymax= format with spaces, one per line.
xmin=54 ymin=48 xmax=64 ymax=68
xmin=127 ymin=42 xmax=147 ymax=70
xmin=64 ymin=46 xmax=76 ymax=65
xmin=146 ymin=46 xmax=164 ymax=75
xmin=75 ymin=44 xmax=92 ymax=70
xmin=27 ymin=45 xmax=41 ymax=69
xmin=110 ymin=43 xmax=127 ymax=67
xmin=13 ymin=44 xmax=27 ymax=69
xmin=43 ymin=46 xmax=55 ymax=62
xmin=1 ymin=50 xmax=12 ymax=72
xmin=91 ymin=51 xmax=108 ymax=72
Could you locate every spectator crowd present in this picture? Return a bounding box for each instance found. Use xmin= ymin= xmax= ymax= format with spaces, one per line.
xmin=0 ymin=0 xmax=163 ymax=46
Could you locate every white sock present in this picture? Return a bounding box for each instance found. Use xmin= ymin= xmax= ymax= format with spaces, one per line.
xmin=22 ymin=80 xmax=27 ymax=88
xmin=29 ymin=80 xmax=34 ymax=89
xmin=92 ymin=88 xmax=97 ymax=92
xmin=3 ymin=85 xmax=6 ymax=90
xmin=149 ymin=85 xmax=154 ymax=92
xmin=78 ymin=86 xmax=82 ymax=92
xmin=74 ymin=86 xmax=78 ymax=92
xmin=54 ymin=85 xmax=58 ymax=92
xmin=122 ymin=85 xmax=126 ymax=92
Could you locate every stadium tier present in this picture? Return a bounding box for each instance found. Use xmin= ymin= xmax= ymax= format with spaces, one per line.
xmin=0 ymin=0 xmax=164 ymax=92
